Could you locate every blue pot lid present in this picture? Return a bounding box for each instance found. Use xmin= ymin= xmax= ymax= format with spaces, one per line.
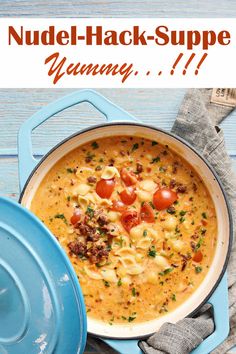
xmin=0 ymin=197 xmax=87 ymax=354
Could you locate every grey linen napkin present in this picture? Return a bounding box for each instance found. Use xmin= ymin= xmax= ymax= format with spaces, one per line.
xmin=87 ymin=89 xmax=236 ymax=354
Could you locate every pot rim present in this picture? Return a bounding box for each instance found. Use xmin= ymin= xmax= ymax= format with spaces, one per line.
xmin=19 ymin=121 xmax=233 ymax=339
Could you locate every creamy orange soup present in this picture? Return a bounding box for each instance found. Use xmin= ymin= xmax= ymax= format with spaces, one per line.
xmin=31 ymin=136 xmax=217 ymax=325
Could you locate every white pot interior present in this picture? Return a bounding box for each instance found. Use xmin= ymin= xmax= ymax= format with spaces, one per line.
xmin=20 ymin=123 xmax=230 ymax=339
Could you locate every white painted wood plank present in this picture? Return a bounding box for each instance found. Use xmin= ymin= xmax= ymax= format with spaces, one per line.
xmin=1 ymin=89 xmax=236 ymax=157
xmin=1 ymin=0 xmax=236 ymax=18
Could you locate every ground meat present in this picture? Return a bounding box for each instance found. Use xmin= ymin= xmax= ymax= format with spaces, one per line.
xmin=169 ymin=179 xmax=176 ymax=189
xmin=77 ymin=223 xmax=95 ymax=236
xmin=172 ymin=162 xmax=179 ymax=174
xmin=108 ymin=158 xmax=115 ymax=166
xmin=120 ymin=150 xmax=126 ymax=156
xmin=177 ymin=185 xmax=187 ymax=193
xmin=85 ymin=156 xmax=92 ymax=163
xmin=192 ymin=183 xmax=197 ymax=192
xmin=87 ymin=176 xmax=97 ymax=184
xmin=68 ymin=241 xmax=86 ymax=256
xmin=97 ymin=214 xmax=109 ymax=226
xmin=136 ymin=163 xmax=143 ymax=173
xmin=86 ymin=244 xmax=109 ymax=263
xmin=167 ymin=206 xmax=176 ymax=214
xmin=191 ymin=233 xmax=198 ymax=240
xmin=87 ymin=233 xmax=100 ymax=242
xmin=190 ymin=241 xmax=196 ymax=251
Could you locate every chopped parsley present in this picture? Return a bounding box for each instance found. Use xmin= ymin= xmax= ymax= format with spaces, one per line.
xmin=159 ymin=267 xmax=173 ymax=276
xmin=202 ymin=212 xmax=207 ymax=219
xmin=179 ymin=216 xmax=185 ymax=223
xmin=195 ymin=237 xmax=204 ymax=252
xmin=195 ymin=266 xmax=202 ymax=274
xmin=148 ymin=246 xmax=157 ymax=258
xmin=151 ymin=156 xmax=160 ymax=164
xmin=171 ymin=294 xmax=176 ymax=301
xmin=132 ymin=287 xmax=136 ymax=296
xmin=86 ymin=206 xmax=94 ymax=219
xmin=179 ymin=210 xmax=187 ymax=216
xmin=128 ymin=316 xmax=136 ymax=322
xmin=143 ymin=230 xmax=148 ymax=237
xmin=149 ymin=201 xmax=156 ymax=209
xmin=152 ymin=141 xmax=158 ymax=146
xmin=54 ymin=213 xmax=68 ymax=225
xmin=167 ymin=207 xmax=176 ymax=215
xmin=66 ymin=168 xmax=74 ymax=173
xmin=103 ymin=280 xmax=110 ymax=287
xmin=91 ymin=141 xmax=99 ymax=149
xmin=117 ymin=279 xmax=122 ymax=287
xmin=131 ymin=143 xmax=139 ymax=152
xmin=67 ymin=196 xmax=71 ymax=201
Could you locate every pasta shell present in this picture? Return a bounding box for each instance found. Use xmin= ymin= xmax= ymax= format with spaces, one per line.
xmin=101 ymin=166 xmax=120 ymax=179
xmin=101 ymin=269 xmax=118 ymax=283
xmin=84 ymin=266 xmax=102 ymax=280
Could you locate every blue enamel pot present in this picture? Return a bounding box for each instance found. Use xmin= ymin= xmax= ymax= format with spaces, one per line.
xmin=16 ymin=90 xmax=232 ymax=354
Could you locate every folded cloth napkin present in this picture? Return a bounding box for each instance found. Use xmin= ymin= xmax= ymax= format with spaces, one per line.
xmin=87 ymin=88 xmax=236 ymax=354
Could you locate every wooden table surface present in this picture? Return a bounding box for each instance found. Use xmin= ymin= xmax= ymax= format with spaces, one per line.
xmin=0 ymin=2 xmax=236 ymax=353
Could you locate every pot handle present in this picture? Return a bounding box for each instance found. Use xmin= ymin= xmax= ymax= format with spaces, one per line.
xmin=18 ymin=89 xmax=138 ymax=191
xmin=103 ymin=274 xmax=229 ymax=354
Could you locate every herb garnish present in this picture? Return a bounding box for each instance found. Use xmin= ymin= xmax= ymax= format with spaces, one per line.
xmin=117 ymin=279 xmax=122 ymax=287
xmin=66 ymin=168 xmax=74 ymax=173
xmin=195 ymin=266 xmax=202 ymax=273
xmin=91 ymin=141 xmax=99 ymax=149
xmin=202 ymin=212 xmax=207 ymax=219
xmin=131 ymin=143 xmax=139 ymax=152
xmin=143 ymin=230 xmax=148 ymax=237
xmin=148 ymin=246 xmax=157 ymax=258
xmin=159 ymin=267 xmax=173 ymax=276
xmin=103 ymin=280 xmax=110 ymax=287
xmin=151 ymin=156 xmax=160 ymax=164
xmin=171 ymin=294 xmax=176 ymax=301
xmin=152 ymin=141 xmax=158 ymax=146
xmin=86 ymin=206 xmax=94 ymax=219
xmin=132 ymin=288 xmax=136 ymax=296
xmin=54 ymin=213 xmax=68 ymax=225
xmin=195 ymin=237 xmax=203 ymax=252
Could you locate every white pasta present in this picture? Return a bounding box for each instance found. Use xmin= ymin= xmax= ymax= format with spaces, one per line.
xmin=116 ymin=247 xmax=136 ymax=257
xmin=73 ymin=183 xmax=91 ymax=196
xmin=169 ymin=239 xmax=185 ymax=252
xmin=154 ymin=255 xmax=170 ymax=270
xmin=136 ymin=189 xmax=152 ymax=202
xmin=130 ymin=224 xmax=146 ymax=241
xmin=101 ymin=166 xmax=120 ymax=179
xmin=78 ymin=195 xmax=90 ymax=210
xmin=162 ymin=215 xmax=178 ymax=231
xmin=139 ymin=179 xmax=157 ymax=192
xmin=136 ymin=237 xmax=153 ymax=250
xmin=125 ymin=264 xmax=145 ymax=275
xmin=84 ymin=266 xmax=103 ymax=280
xmin=108 ymin=211 xmax=120 ymax=222
xmin=101 ymin=269 xmax=118 ymax=283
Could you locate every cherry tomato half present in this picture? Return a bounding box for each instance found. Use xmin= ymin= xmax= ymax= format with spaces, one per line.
xmin=192 ymin=250 xmax=203 ymax=263
xmin=120 ymin=210 xmax=140 ymax=232
xmin=70 ymin=209 xmax=82 ymax=225
xmin=140 ymin=202 xmax=155 ymax=223
xmin=96 ymin=179 xmax=115 ymax=199
xmin=111 ymin=200 xmax=127 ymax=212
xmin=120 ymin=168 xmax=137 ymax=186
xmin=153 ymin=188 xmax=178 ymax=210
xmin=120 ymin=187 xmax=137 ymax=205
